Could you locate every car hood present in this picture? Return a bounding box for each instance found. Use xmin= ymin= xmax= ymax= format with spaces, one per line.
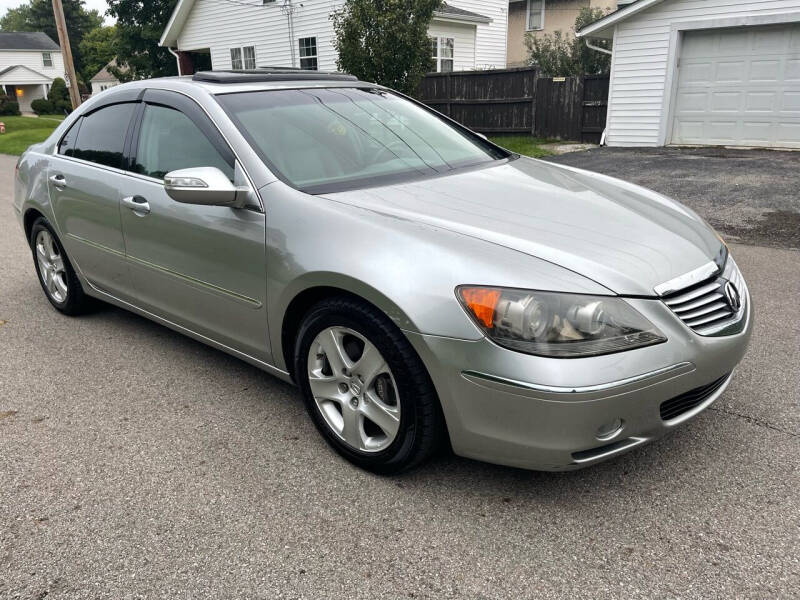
xmin=322 ymin=157 xmax=722 ymax=296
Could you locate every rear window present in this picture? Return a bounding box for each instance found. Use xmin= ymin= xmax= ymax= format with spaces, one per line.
xmin=216 ymin=88 xmax=508 ymax=193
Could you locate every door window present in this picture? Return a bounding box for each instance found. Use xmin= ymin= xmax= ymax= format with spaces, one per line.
xmin=70 ymin=103 xmax=136 ymax=169
xmin=133 ymin=104 xmax=234 ymax=181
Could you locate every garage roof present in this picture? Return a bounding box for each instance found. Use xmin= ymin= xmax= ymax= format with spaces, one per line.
xmin=577 ymin=0 xmax=668 ymax=39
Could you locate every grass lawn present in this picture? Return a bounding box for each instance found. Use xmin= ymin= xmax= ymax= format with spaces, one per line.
xmin=0 ymin=115 xmax=65 ymax=156
xmin=488 ymin=135 xmax=555 ymax=159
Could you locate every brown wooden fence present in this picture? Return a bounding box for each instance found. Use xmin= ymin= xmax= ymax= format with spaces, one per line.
xmin=416 ymin=68 xmax=538 ymax=134
xmin=416 ymin=68 xmax=609 ymax=143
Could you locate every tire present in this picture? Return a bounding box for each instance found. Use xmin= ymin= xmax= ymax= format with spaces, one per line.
xmin=294 ymin=297 xmax=442 ymax=474
xmin=29 ymin=217 xmax=93 ymax=316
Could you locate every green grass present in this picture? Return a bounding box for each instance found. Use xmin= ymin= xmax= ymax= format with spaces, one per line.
xmin=0 ymin=115 xmax=65 ymax=156
xmin=488 ymin=135 xmax=555 ymax=159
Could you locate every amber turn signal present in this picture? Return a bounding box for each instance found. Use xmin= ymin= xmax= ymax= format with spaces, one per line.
xmin=459 ymin=287 xmax=501 ymax=328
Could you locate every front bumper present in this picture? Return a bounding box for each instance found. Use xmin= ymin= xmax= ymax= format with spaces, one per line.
xmin=405 ymin=291 xmax=753 ymax=471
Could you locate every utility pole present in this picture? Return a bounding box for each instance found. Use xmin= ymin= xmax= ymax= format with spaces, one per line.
xmin=51 ymin=0 xmax=81 ymax=110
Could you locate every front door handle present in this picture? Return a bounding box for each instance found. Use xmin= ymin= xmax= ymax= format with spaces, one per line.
xmin=122 ymin=195 xmax=150 ymax=215
xmin=49 ymin=174 xmax=66 ymax=189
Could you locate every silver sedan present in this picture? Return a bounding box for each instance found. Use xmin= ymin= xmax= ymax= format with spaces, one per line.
xmin=13 ymin=70 xmax=752 ymax=473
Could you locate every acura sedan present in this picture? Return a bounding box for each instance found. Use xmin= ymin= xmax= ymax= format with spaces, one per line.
xmin=13 ymin=70 xmax=752 ymax=473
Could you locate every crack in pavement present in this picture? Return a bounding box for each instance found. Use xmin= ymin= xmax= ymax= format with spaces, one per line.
xmin=707 ymin=405 xmax=799 ymax=439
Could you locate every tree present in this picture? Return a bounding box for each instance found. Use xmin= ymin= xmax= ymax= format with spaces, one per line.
xmin=47 ymin=77 xmax=72 ymax=113
xmin=106 ymin=0 xmax=179 ymax=81
xmin=332 ymin=0 xmax=440 ymax=95
xmin=0 ymin=0 xmax=103 ymax=82
xmin=78 ymin=25 xmax=119 ymax=82
xmin=526 ymin=7 xmax=611 ymax=76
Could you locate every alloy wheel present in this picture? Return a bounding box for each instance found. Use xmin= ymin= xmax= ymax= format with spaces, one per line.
xmin=307 ymin=326 xmax=401 ymax=453
xmin=35 ymin=230 xmax=68 ymax=303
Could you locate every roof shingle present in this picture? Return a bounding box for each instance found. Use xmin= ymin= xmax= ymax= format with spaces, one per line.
xmin=0 ymin=32 xmax=60 ymax=51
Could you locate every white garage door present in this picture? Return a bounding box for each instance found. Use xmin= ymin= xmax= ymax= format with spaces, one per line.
xmin=671 ymin=24 xmax=800 ymax=148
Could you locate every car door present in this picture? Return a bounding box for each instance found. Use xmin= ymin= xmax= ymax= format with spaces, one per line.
xmin=49 ymin=100 xmax=139 ymax=299
xmin=118 ymin=89 xmax=270 ymax=362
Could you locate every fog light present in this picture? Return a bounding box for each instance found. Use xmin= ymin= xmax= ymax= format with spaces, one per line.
xmin=596 ymin=418 xmax=624 ymax=441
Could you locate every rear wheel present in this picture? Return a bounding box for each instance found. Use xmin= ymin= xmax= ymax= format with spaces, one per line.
xmin=30 ymin=217 xmax=92 ymax=315
xmin=294 ymin=297 xmax=442 ymax=474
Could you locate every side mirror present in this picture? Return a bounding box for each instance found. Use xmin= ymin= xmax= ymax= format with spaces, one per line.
xmin=164 ymin=167 xmax=247 ymax=208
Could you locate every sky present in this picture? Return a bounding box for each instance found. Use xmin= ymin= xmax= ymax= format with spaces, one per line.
xmin=0 ymin=0 xmax=114 ymax=24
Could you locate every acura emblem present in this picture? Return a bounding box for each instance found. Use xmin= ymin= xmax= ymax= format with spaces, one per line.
xmin=724 ymin=281 xmax=741 ymax=312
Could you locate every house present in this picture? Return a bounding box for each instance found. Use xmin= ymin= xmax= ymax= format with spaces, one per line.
xmin=506 ymin=0 xmax=626 ymax=67
xmin=578 ymin=0 xmax=800 ymax=148
xmin=90 ymin=59 xmax=122 ymax=95
xmin=0 ymin=32 xmax=66 ymax=113
xmin=159 ymin=1 xmax=509 ymax=75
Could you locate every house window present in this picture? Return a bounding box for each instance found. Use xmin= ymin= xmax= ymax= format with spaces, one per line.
xmin=527 ymin=0 xmax=545 ymax=31
xmin=299 ymin=37 xmax=317 ymax=70
xmin=430 ymin=37 xmax=454 ymax=72
xmin=230 ymin=46 xmax=256 ymax=70
xmin=42 ymin=52 xmax=53 ymax=67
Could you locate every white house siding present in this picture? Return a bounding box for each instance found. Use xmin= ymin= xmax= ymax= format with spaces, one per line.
xmin=176 ymin=0 xmax=507 ymax=72
xmin=179 ymin=0 xmax=341 ymax=71
xmin=450 ymin=0 xmax=508 ymax=68
xmin=0 ymin=50 xmax=66 ymax=80
xmin=429 ymin=20 xmax=477 ymax=72
xmin=606 ymin=0 xmax=800 ymax=147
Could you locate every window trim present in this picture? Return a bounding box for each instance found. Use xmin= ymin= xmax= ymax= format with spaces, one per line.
xmin=298 ymin=37 xmax=318 ymax=71
xmin=42 ymin=52 xmax=53 ymax=67
xmin=430 ymin=36 xmax=455 ymax=73
xmin=526 ymin=0 xmax=545 ymax=32
xmin=231 ymin=45 xmax=256 ymax=70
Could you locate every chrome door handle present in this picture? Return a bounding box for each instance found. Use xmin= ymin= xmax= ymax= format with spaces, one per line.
xmin=49 ymin=174 xmax=66 ymax=189
xmin=122 ymin=195 xmax=151 ymax=215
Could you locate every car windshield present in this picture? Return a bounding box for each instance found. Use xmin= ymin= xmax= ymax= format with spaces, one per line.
xmin=215 ymin=88 xmax=509 ymax=193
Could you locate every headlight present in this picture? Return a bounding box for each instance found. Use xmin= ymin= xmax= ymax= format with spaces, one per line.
xmin=457 ymin=287 xmax=666 ymax=358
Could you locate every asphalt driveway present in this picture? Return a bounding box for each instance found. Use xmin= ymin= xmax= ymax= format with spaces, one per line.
xmin=1 ymin=153 xmax=798 ymax=599
xmin=545 ymin=146 xmax=800 ymax=249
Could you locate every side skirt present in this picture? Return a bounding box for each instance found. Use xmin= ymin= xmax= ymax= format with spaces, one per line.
xmin=82 ymin=279 xmax=294 ymax=385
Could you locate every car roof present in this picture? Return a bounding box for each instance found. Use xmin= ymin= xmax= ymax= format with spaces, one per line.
xmin=117 ymin=70 xmax=381 ymax=97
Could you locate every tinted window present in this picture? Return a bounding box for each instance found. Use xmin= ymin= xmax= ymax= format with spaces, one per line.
xmin=71 ymin=103 xmax=136 ymax=169
xmin=216 ymin=88 xmax=507 ymax=193
xmin=58 ymin=119 xmax=81 ymax=156
xmin=134 ymin=104 xmax=234 ymax=181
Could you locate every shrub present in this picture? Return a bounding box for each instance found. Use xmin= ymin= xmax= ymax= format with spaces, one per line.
xmin=31 ymin=98 xmax=56 ymax=115
xmin=0 ymin=95 xmax=21 ymax=116
xmin=526 ymin=7 xmax=611 ymax=76
xmin=47 ymin=78 xmax=72 ymax=114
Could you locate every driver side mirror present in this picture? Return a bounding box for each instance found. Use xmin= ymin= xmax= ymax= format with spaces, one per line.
xmin=164 ymin=167 xmax=248 ymax=208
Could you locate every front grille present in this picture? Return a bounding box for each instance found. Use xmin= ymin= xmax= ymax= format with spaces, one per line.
xmin=659 ymin=374 xmax=730 ymax=421
xmin=661 ymin=258 xmax=746 ymax=336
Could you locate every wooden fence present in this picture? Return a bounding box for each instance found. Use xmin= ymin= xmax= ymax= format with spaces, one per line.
xmin=416 ymin=68 xmax=609 ymax=143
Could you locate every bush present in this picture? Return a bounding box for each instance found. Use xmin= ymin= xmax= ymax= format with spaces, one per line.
xmin=0 ymin=95 xmax=21 ymax=116
xmin=47 ymin=78 xmax=72 ymax=114
xmin=526 ymin=7 xmax=611 ymax=76
xmin=31 ymin=98 xmax=56 ymax=115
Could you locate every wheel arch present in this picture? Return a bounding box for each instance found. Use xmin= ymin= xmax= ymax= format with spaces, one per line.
xmin=276 ymin=274 xmax=420 ymax=382
xmin=23 ymin=207 xmax=47 ymax=245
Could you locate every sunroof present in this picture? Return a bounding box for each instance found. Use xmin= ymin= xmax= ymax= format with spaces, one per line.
xmin=192 ymin=70 xmax=359 ymax=84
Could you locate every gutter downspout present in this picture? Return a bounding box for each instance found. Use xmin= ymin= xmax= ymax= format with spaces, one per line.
xmin=168 ymin=47 xmax=182 ymax=76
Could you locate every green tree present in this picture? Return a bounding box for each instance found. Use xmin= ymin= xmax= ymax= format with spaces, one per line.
xmin=332 ymin=0 xmax=441 ymax=95
xmin=0 ymin=0 xmax=103 ymax=82
xmin=526 ymin=7 xmax=611 ymax=76
xmin=106 ymin=0 xmax=179 ymax=81
xmin=78 ymin=25 xmax=119 ymax=82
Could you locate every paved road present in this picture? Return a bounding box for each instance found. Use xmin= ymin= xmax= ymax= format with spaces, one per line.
xmin=1 ymin=154 xmax=798 ymax=599
xmin=545 ymin=146 xmax=800 ymax=250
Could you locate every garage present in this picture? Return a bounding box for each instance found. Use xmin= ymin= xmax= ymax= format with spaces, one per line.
xmin=577 ymin=0 xmax=800 ymax=148
xmin=671 ymin=24 xmax=800 ymax=148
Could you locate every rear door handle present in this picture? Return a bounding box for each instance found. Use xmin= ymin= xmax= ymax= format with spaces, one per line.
xmin=49 ymin=174 xmax=66 ymax=189
xmin=122 ymin=195 xmax=150 ymax=215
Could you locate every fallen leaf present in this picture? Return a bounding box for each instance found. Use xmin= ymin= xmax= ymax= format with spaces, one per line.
xmin=0 ymin=410 xmax=18 ymax=420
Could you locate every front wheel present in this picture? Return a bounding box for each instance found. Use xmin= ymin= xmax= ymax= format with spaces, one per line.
xmin=294 ymin=297 xmax=442 ymax=474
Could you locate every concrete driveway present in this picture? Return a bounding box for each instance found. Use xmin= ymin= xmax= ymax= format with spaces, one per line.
xmin=545 ymin=146 xmax=800 ymax=249
xmin=1 ymin=154 xmax=798 ymax=599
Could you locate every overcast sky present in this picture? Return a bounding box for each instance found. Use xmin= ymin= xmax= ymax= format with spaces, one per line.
xmin=0 ymin=0 xmax=114 ymax=24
